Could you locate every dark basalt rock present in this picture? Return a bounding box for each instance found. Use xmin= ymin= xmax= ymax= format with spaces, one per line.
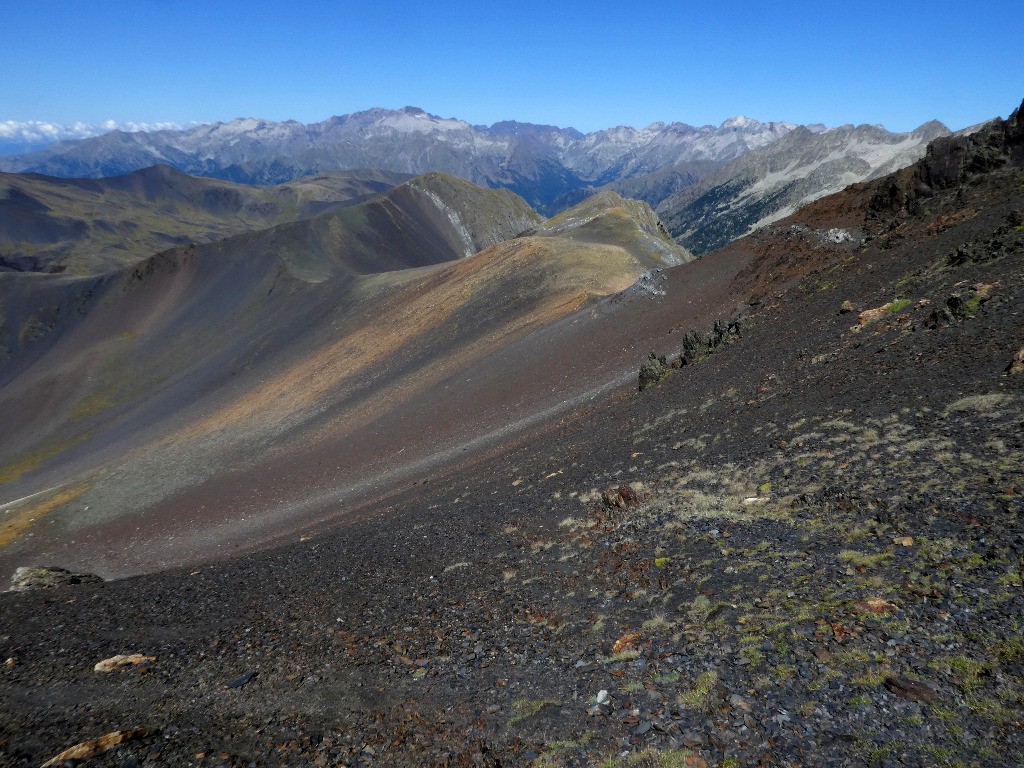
xmin=678 ymin=316 xmax=744 ymax=366
xmin=638 ymin=352 xmax=670 ymax=391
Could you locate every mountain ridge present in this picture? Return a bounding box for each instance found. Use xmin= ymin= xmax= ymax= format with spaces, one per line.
xmin=0 ymin=172 xmax=689 ymax=575
xmin=657 ymin=118 xmax=952 ymax=254
xmin=0 ymin=107 xmax=941 ymax=219
xmin=0 ymin=165 xmax=411 ymax=273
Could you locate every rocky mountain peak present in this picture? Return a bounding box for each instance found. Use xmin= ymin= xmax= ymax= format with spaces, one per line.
xmin=721 ymin=115 xmax=758 ymax=129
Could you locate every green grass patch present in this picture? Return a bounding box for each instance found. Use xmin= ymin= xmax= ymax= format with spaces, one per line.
xmin=678 ymin=669 xmax=718 ymax=709
xmin=621 ymin=748 xmax=696 ymax=768
xmin=508 ymin=698 xmax=558 ymax=726
xmin=607 ymin=649 xmax=641 ymax=663
xmin=838 ymin=550 xmax=891 ymax=568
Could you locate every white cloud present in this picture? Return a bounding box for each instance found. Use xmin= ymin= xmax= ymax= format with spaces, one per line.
xmin=0 ymin=119 xmax=196 ymax=147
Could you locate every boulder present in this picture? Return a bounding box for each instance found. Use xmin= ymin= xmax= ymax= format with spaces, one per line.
xmin=9 ymin=566 xmax=103 ymax=592
xmin=41 ymin=728 xmax=146 ymax=767
xmin=638 ymin=352 xmax=670 ymax=391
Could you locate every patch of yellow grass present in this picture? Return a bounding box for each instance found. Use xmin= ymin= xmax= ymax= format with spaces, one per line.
xmin=0 ymin=483 xmax=91 ymax=548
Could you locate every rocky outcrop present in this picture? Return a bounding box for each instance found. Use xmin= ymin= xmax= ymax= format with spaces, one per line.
xmin=9 ymin=566 xmax=103 ymax=592
xmin=639 ymin=315 xmax=745 ymax=390
xmin=638 ymin=352 xmax=671 ymax=391
xmin=923 ymin=284 xmax=995 ymax=329
xmin=678 ymin=317 xmax=744 ymax=365
xmin=870 ymin=98 xmax=1024 ymax=217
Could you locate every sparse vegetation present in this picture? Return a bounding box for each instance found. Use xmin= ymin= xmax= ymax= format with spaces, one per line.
xmin=678 ymin=670 xmax=718 ymax=710
xmin=508 ymin=698 xmax=558 ymax=726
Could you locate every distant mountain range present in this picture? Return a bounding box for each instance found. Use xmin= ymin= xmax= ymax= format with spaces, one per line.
xmin=0 ymin=108 xmax=801 ymax=213
xmin=0 ymin=106 xmax=951 ymax=252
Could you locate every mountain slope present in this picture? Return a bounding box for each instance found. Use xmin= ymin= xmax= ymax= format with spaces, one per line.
xmin=0 ymin=177 xmax=685 ymax=577
xmin=0 ymin=100 xmax=1021 ymax=768
xmin=538 ymin=190 xmax=693 ymax=266
xmin=659 ymin=119 xmax=952 ymax=254
xmin=0 ymin=165 xmax=409 ymax=273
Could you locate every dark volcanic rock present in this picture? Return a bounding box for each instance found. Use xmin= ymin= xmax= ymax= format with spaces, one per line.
xmin=883 ymin=675 xmax=938 ymax=703
xmin=638 ymin=352 xmax=670 ymax=391
xmin=678 ymin=316 xmax=744 ymax=365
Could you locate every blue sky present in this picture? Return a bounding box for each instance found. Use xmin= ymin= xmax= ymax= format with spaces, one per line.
xmin=2 ymin=0 xmax=1021 ymax=134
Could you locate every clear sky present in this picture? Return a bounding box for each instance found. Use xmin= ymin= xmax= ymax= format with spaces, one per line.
xmin=2 ymin=0 xmax=1021 ymax=134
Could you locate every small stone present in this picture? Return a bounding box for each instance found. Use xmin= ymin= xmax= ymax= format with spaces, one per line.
xmin=1007 ymin=347 xmax=1024 ymax=375
xmin=613 ymin=633 xmax=642 ymax=654
xmin=680 ymin=731 xmax=703 ymax=748
xmin=4 ymin=657 xmax=14 ymax=668
xmin=884 ymin=675 xmax=937 ymax=703
xmin=728 ymin=694 xmax=752 ymax=712
xmin=839 ymin=300 xmax=855 ymax=314
xmin=41 ymin=728 xmax=146 ymax=767
xmin=853 ymin=598 xmax=897 ymax=614
xmin=94 ymin=654 xmax=155 ymax=673
xmin=893 ymin=536 xmax=915 ymax=546
xmin=596 ymin=689 xmax=610 ymax=705
xmin=225 ymin=671 xmax=258 ymax=688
